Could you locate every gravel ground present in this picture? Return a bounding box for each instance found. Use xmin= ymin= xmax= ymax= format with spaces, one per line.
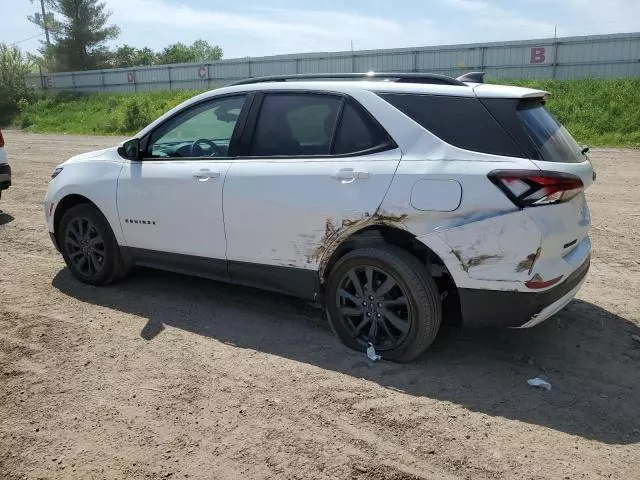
xmin=0 ymin=131 xmax=639 ymax=480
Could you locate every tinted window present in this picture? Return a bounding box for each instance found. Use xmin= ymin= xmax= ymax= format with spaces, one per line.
xmin=333 ymin=101 xmax=393 ymax=155
xmin=250 ymin=94 xmax=341 ymax=156
xmin=517 ymin=103 xmax=583 ymax=163
xmin=380 ymin=94 xmax=524 ymax=157
xmin=147 ymin=95 xmax=246 ymax=158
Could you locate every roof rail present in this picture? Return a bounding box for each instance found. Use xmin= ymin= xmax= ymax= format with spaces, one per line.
xmin=456 ymin=71 xmax=486 ymax=83
xmin=226 ymin=72 xmax=467 ymax=87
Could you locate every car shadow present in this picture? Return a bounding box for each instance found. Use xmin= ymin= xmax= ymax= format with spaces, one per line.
xmin=52 ymin=267 xmax=640 ymax=445
xmin=0 ymin=211 xmax=14 ymax=225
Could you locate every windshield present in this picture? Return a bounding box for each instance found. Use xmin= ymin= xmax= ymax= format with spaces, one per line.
xmin=517 ymin=103 xmax=584 ymax=163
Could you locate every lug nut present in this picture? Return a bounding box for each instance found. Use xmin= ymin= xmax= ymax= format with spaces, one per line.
xmin=369 ymin=295 xmax=374 ymax=300
xmin=377 ymin=303 xmax=382 ymax=308
xmin=367 ymin=313 xmax=372 ymax=317
xmin=362 ymin=302 xmax=367 ymax=306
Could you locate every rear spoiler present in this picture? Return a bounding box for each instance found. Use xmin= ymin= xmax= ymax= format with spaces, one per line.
xmin=456 ymin=71 xmax=485 ymax=83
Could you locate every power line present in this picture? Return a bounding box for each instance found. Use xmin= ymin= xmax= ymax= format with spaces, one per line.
xmin=10 ymin=32 xmax=45 ymax=46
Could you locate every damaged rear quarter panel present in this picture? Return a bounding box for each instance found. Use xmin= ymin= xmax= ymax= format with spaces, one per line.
xmin=438 ymin=209 xmax=541 ymax=281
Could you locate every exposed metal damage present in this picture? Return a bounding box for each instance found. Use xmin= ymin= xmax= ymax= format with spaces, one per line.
xmin=439 ymin=209 xmax=542 ymax=281
xmin=516 ymin=248 xmax=542 ymax=274
xmin=314 ymin=210 xmax=409 ymax=279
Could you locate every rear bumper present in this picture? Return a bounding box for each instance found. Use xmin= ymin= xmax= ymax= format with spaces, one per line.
xmin=0 ymin=164 xmax=10 ymax=190
xmin=458 ymin=255 xmax=590 ymax=328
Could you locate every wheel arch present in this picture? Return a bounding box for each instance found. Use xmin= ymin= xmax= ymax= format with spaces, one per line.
xmin=319 ymin=224 xmax=462 ymax=324
xmin=52 ymin=194 xmax=104 ymax=248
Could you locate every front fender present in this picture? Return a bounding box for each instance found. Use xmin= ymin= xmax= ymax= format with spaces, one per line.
xmin=45 ymin=159 xmax=125 ymax=244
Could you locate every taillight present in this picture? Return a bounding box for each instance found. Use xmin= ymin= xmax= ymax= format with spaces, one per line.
xmin=488 ymin=170 xmax=583 ymax=208
xmin=0 ymin=130 xmax=4 ymax=148
xmin=525 ymin=274 xmax=563 ymax=289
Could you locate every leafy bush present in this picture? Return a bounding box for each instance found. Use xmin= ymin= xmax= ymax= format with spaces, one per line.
xmin=0 ymin=44 xmax=34 ymax=125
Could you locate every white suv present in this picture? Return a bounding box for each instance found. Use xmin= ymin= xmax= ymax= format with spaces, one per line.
xmin=44 ymin=72 xmax=594 ymax=362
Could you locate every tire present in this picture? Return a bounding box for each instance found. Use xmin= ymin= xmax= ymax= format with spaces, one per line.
xmin=325 ymin=246 xmax=442 ymax=363
xmin=57 ymin=203 xmax=129 ymax=286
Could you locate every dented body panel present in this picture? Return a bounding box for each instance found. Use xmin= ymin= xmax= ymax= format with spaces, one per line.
xmin=223 ymin=148 xmax=402 ymax=269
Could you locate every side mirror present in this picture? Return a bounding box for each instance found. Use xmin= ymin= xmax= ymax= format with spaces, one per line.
xmin=118 ymin=138 xmax=141 ymax=160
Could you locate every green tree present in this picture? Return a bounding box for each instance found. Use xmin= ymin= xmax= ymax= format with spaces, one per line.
xmin=31 ymin=0 xmax=120 ymax=71
xmin=0 ymin=44 xmax=33 ymax=125
xmin=133 ymin=47 xmax=155 ymax=66
xmin=111 ymin=44 xmax=137 ymax=68
xmin=191 ymin=40 xmax=223 ymax=62
xmin=156 ymin=40 xmax=223 ymax=65
xmin=156 ymin=42 xmax=195 ymax=64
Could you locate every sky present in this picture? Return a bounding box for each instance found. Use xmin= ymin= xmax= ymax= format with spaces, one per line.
xmin=2 ymin=0 xmax=640 ymax=59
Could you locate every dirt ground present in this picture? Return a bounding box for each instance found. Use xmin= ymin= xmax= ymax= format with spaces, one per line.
xmin=0 ymin=130 xmax=638 ymax=480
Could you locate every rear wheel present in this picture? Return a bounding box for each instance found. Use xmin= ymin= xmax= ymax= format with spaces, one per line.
xmin=58 ymin=204 xmax=128 ymax=285
xmin=325 ymin=246 xmax=442 ymax=363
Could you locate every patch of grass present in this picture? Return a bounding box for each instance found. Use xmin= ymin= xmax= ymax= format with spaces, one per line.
xmin=15 ymin=90 xmax=200 ymax=136
xmin=13 ymin=78 xmax=640 ymax=147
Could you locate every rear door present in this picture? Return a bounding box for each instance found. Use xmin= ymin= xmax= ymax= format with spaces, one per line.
xmin=222 ymin=91 xmax=402 ymax=295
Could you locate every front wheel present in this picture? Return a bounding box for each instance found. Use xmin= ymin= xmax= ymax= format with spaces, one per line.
xmin=325 ymin=246 xmax=442 ymax=363
xmin=58 ymin=203 xmax=128 ymax=285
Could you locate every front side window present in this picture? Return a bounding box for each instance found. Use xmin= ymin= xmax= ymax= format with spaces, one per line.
xmin=146 ymin=95 xmax=246 ymax=159
xmin=250 ymin=94 xmax=341 ymax=157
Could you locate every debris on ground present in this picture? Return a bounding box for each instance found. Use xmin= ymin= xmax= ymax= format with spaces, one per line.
xmin=527 ymin=378 xmax=552 ymax=391
xmin=366 ymin=343 xmax=382 ymax=361
xmin=631 ymin=334 xmax=640 ymax=344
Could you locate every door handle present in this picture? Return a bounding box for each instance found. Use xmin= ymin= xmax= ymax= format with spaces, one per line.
xmin=330 ymin=168 xmax=369 ymax=184
xmin=193 ymin=169 xmax=220 ymax=182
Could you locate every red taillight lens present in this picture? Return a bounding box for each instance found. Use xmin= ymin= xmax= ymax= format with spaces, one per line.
xmin=488 ymin=170 xmax=583 ymax=208
xmin=0 ymin=130 xmax=4 ymax=148
xmin=525 ymin=274 xmax=563 ymax=289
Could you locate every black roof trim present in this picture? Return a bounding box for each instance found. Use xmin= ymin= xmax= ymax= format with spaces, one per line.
xmin=227 ymin=72 xmax=467 ymax=87
xmin=456 ymin=71 xmax=486 ymax=83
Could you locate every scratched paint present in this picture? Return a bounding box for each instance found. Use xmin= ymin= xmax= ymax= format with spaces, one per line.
xmin=440 ymin=210 xmax=541 ymax=281
xmin=314 ymin=210 xmax=409 ymax=279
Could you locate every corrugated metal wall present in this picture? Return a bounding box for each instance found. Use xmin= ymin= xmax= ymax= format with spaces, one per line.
xmin=25 ymin=32 xmax=640 ymax=93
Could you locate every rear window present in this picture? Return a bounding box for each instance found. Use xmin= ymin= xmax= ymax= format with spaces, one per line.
xmin=517 ymin=103 xmax=584 ymax=163
xmin=380 ymin=93 xmax=524 ymax=158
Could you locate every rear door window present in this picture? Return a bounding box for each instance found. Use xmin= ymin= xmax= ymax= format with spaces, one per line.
xmin=333 ymin=101 xmax=394 ymax=155
xmin=380 ymin=93 xmax=524 ymax=158
xmin=250 ymin=93 xmax=341 ymax=156
xmin=248 ymin=93 xmax=395 ymax=157
xmin=517 ymin=102 xmax=584 ymax=163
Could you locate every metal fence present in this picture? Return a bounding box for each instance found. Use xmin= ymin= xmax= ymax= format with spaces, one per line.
xmin=25 ymin=32 xmax=640 ymax=93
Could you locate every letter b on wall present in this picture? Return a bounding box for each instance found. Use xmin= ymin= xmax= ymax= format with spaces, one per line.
xmin=530 ymin=47 xmax=546 ymax=64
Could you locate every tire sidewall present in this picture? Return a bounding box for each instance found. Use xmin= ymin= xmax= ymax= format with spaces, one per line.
xmin=325 ymin=248 xmax=440 ymax=362
xmin=58 ymin=204 xmax=120 ymax=285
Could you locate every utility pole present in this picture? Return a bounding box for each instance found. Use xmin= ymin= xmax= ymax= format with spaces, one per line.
xmin=39 ymin=0 xmax=51 ymax=45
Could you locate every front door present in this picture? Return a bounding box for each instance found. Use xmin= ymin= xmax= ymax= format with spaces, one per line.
xmin=223 ymin=92 xmax=402 ymax=296
xmin=117 ymin=94 xmax=249 ymax=271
